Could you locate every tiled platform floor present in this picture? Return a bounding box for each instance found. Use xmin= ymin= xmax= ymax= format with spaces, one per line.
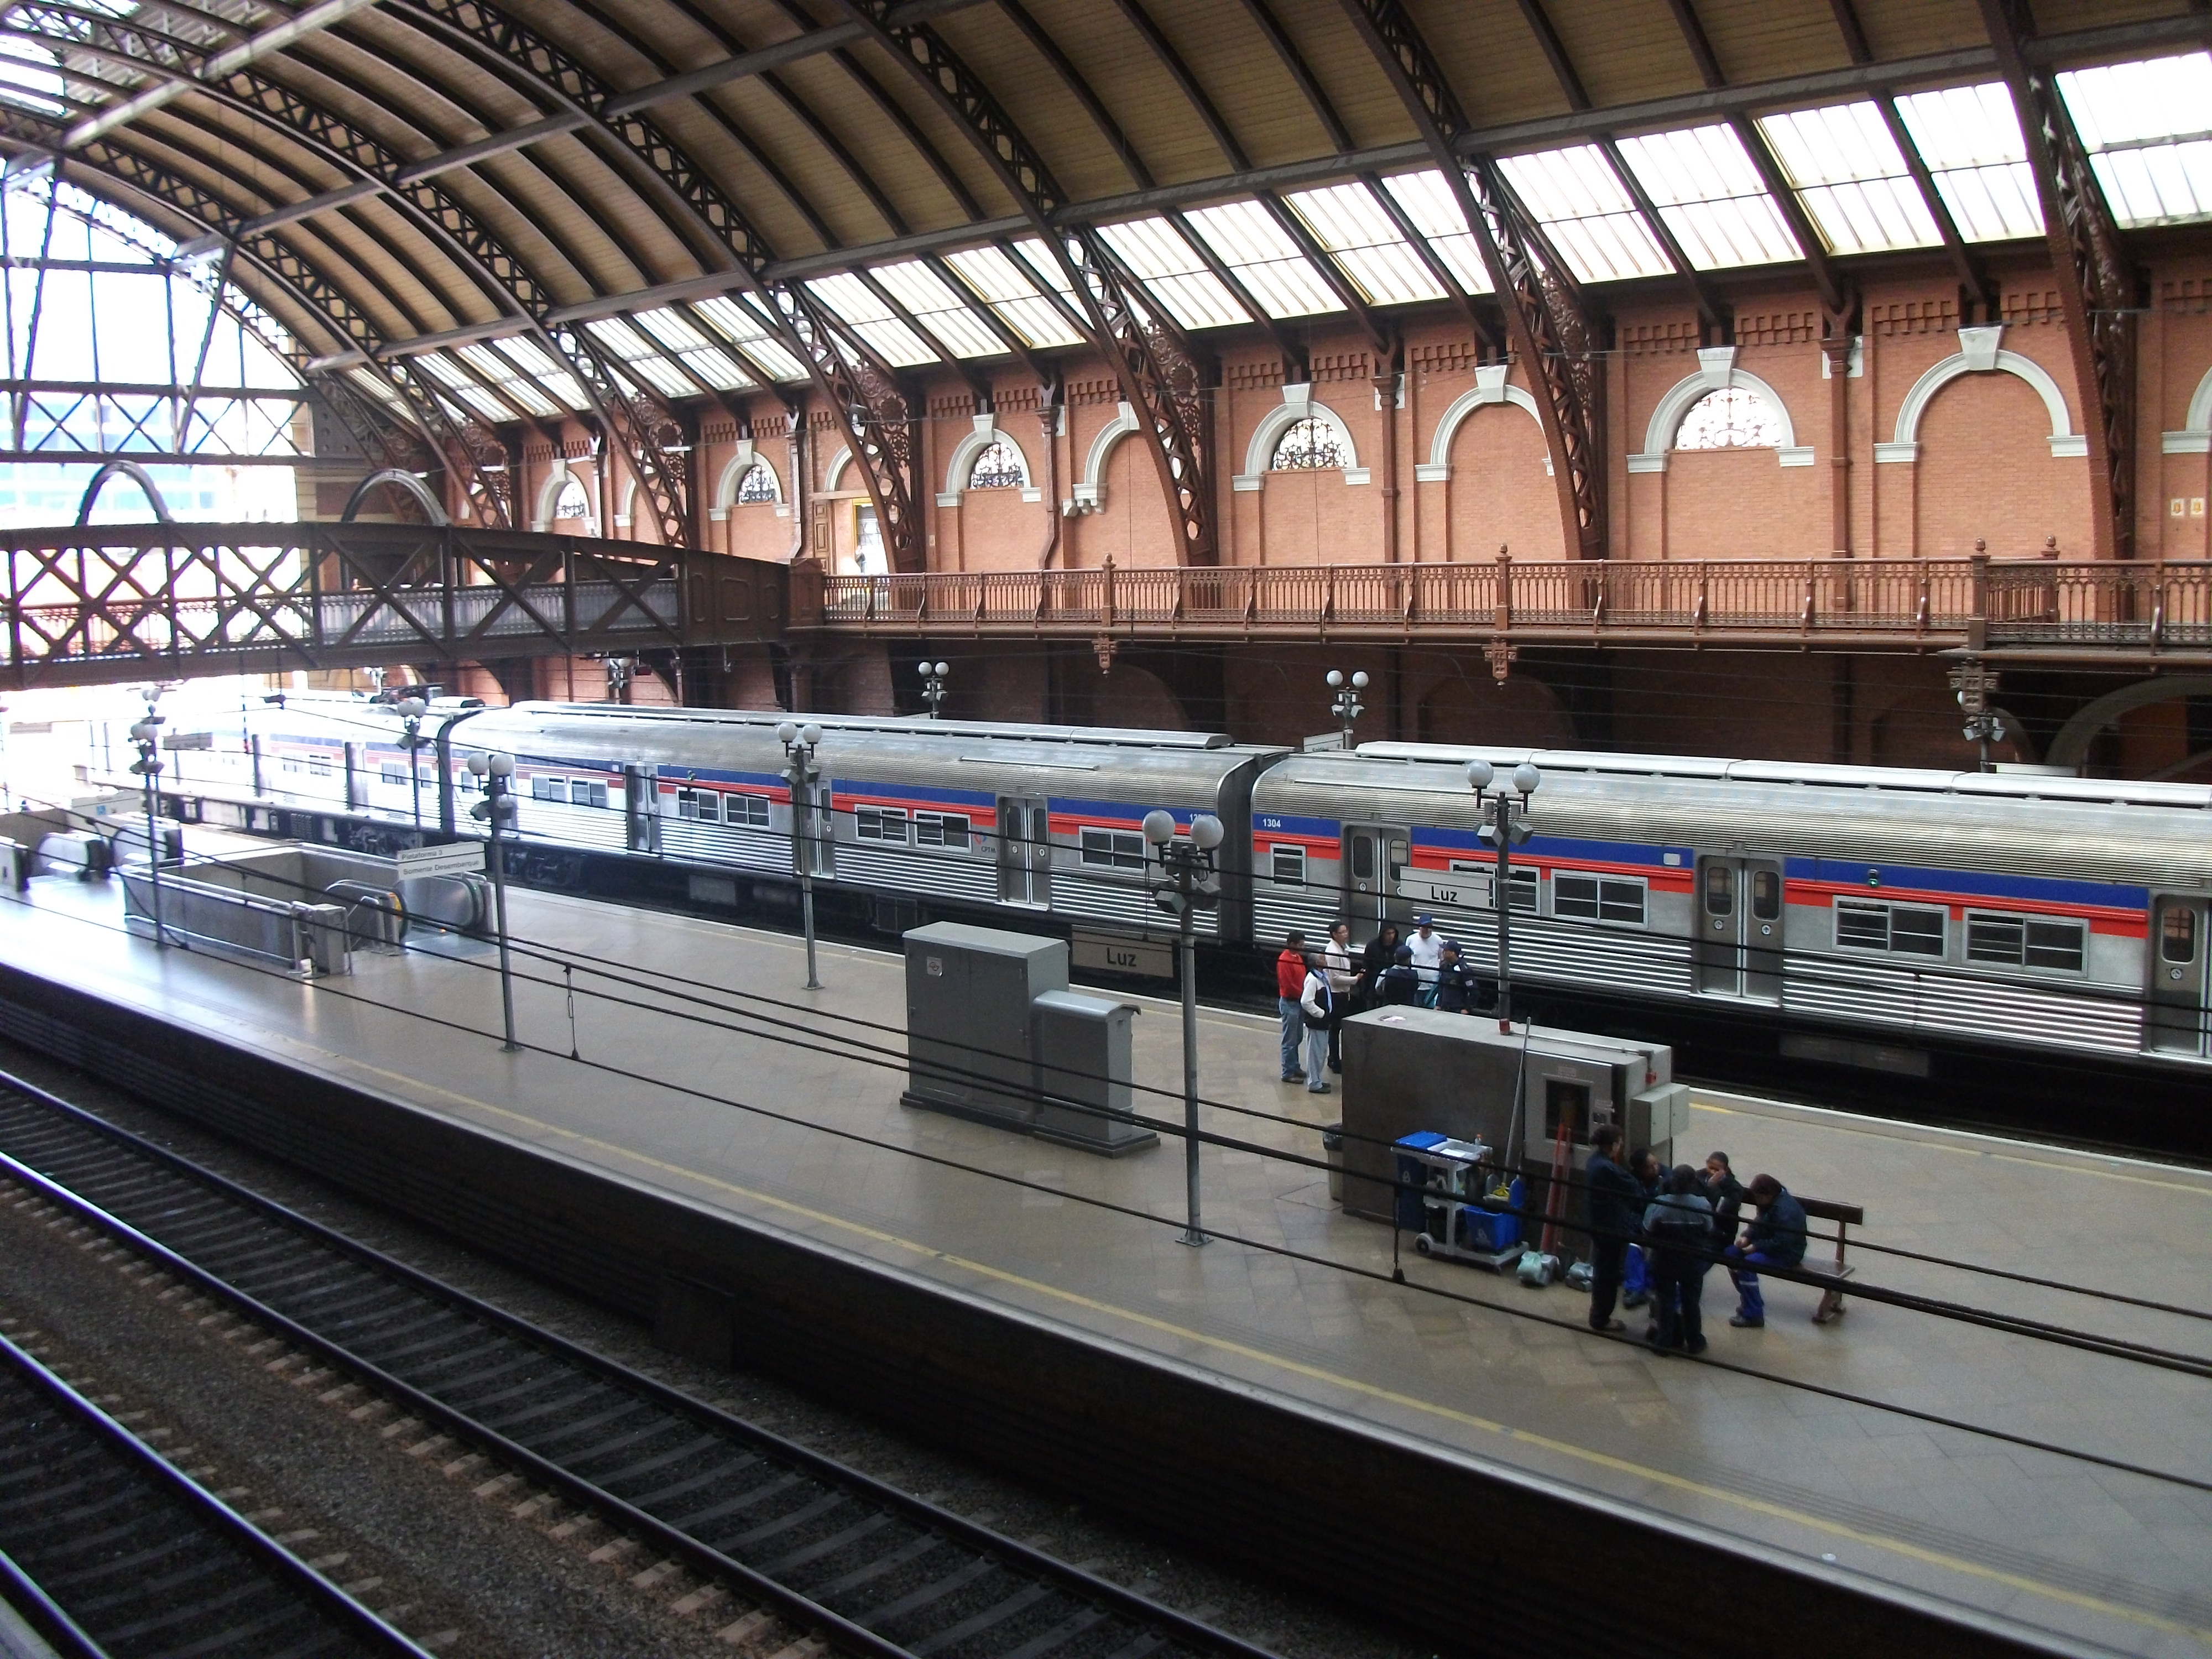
xmin=1 ymin=865 xmax=2206 ymax=1657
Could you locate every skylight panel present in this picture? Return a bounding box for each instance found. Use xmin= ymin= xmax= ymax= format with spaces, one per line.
xmin=416 ymin=352 xmax=513 ymax=422
xmin=804 ymin=272 xmax=938 ymax=368
xmin=457 ymin=343 xmax=560 ymax=418
xmin=1095 ymin=217 xmax=1249 ymax=330
xmin=1180 ymin=199 xmax=1344 ymax=319
xmin=867 ymin=260 xmax=1006 ymax=359
xmin=1613 ymin=125 xmax=1801 ymax=268
xmin=1894 ymin=83 xmax=2043 ymax=241
xmin=628 ymin=308 xmax=752 ymax=388
xmin=1010 ymin=238 xmax=1077 ymax=296
xmin=691 ymin=295 xmax=807 ymax=382
xmin=630 ymin=307 xmax=709 ymax=352
xmin=1496 ymin=145 xmax=1673 ymax=282
xmin=1757 ymin=103 xmax=1940 ymax=254
xmin=679 ymin=348 xmax=753 ymax=390
xmin=1377 ymin=171 xmax=1494 ymax=293
xmin=2058 ymin=53 xmax=2212 ymax=228
xmin=489 ymin=336 xmax=587 ymax=410
xmin=585 ymin=316 xmax=698 ymax=400
xmin=943 ymin=246 xmax=1084 ymax=348
xmin=1286 ymin=181 xmax=1446 ymax=306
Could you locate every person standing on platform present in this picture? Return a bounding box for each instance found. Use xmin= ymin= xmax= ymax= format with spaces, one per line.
xmin=1433 ymin=940 xmax=1477 ymax=1013
xmin=1298 ymin=951 xmax=1334 ymax=1094
xmin=1323 ymin=920 xmax=1356 ymax=1073
xmin=1378 ymin=944 xmax=1421 ymax=1005
xmin=1406 ymin=916 xmax=1444 ymax=1003
xmin=1728 ymin=1173 xmax=1808 ymax=1328
xmin=1622 ymin=1146 xmax=1661 ymax=1310
xmin=1355 ymin=922 xmax=1400 ymax=1009
xmin=1275 ymin=930 xmax=1307 ymax=1084
xmin=1642 ymin=1166 xmax=1714 ymax=1354
xmin=1584 ymin=1125 xmax=1639 ymax=1333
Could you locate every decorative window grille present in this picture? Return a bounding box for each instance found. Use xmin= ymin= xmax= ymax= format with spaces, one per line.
xmin=1674 ymin=386 xmax=1783 ymax=450
xmin=967 ymin=439 xmax=1027 ymax=490
xmin=735 ymin=462 xmax=778 ymax=504
xmin=1270 ymin=416 xmax=1349 ymax=471
xmin=553 ymin=472 xmax=591 ymax=520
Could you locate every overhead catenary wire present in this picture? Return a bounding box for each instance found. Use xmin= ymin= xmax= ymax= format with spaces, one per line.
xmin=8 ymin=883 xmax=2212 ymax=1507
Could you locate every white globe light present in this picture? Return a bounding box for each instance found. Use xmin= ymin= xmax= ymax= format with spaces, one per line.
xmin=933 ymin=661 xmax=948 ymax=677
xmin=1465 ymin=759 xmax=1494 ymax=791
xmin=918 ymin=661 xmax=932 ymax=676
xmin=129 ymin=721 xmax=152 ymax=742
xmin=398 ymin=697 xmax=426 ymax=718
xmin=775 ymin=721 xmax=799 ymax=745
xmin=1512 ymin=762 xmax=1542 ymax=794
xmin=1351 ymin=671 xmax=1369 ymax=690
xmin=1326 ymin=670 xmax=1344 ymax=688
xmin=800 ymin=723 xmax=823 ymax=747
xmin=1141 ymin=808 xmax=1176 ymax=846
xmin=466 ymin=753 xmax=487 ymax=776
xmin=1191 ymin=814 xmax=1224 ymax=851
xmin=488 ymin=752 xmax=513 ymax=778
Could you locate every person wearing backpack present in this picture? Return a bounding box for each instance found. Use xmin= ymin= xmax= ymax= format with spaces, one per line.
xmin=1642 ymin=1166 xmax=1715 ymax=1355
xmin=1298 ymin=951 xmax=1334 ymax=1094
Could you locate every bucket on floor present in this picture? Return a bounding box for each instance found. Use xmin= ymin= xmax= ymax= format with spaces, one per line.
xmin=1322 ymin=1124 xmax=1344 ymax=1203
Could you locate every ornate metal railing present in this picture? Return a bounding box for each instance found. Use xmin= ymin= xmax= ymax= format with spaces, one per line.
xmin=0 ymin=523 xmax=687 ymax=687
xmin=801 ymin=555 xmax=2212 ymax=654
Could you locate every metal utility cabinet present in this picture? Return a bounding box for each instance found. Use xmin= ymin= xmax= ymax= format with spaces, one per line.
xmin=903 ymin=922 xmax=1068 ymax=1128
xmin=1032 ymin=990 xmax=1155 ymax=1155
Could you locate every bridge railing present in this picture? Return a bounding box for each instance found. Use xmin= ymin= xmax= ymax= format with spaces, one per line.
xmin=0 ymin=522 xmax=685 ymax=686
xmin=811 ymin=555 xmax=2212 ymax=649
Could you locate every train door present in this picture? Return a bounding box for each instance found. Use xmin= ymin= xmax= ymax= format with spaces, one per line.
xmin=624 ymin=764 xmax=660 ymax=854
xmin=794 ymin=778 xmax=834 ymax=877
xmin=1692 ymin=856 xmax=1783 ymax=1000
xmin=998 ymin=796 xmax=1051 ymax=906
xmin=1341 ymin=823 xmax=1408 ymax=941
xmin=2147 ymin=898 xmax=2209 ymax=1056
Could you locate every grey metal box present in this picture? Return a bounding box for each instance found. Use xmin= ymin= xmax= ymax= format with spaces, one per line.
xmin=1032 ymin=990 xmax=1155 ymax=1156
xmin=1339 ymin=1011 xmax=1674 ymax=1224
xmin=902 ymin=922 xmax=1067 ymax=1127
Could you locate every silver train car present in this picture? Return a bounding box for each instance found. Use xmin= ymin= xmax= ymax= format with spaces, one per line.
xmin=84 ymin=700 xmax=2212 ymax=1074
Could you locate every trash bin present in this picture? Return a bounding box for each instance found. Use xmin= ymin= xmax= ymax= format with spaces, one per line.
xmin=1322 ymin=1124 xmax=1344 ymax=1204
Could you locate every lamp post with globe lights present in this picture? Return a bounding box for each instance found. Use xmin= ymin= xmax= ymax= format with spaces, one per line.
xmin=1144 ymin=807 xmax=1224 ymax=1246
xmin=919 ymin=660 xmax=950 ymax=719
xmin=778 ymin=721 xmax=825 ymax=989
xmin=1326 ymin=669 xmax=1368 ymax=749
xmin=395 ymin=695 xmax=428 ymax=834
xmin=1467 ymin=759 xmax=1541 ymax=1032
xmin=466 ymin=750 xmax=520 ymax=1051
xmin=126 ymin=688 xmax=166 ymax=947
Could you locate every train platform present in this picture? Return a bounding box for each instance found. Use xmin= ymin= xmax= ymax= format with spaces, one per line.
xmin=0 ymin=860 xmax=2206 ymax=1658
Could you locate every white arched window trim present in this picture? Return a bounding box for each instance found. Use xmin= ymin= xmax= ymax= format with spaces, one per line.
xmin=937 ymin=413 xmax=1043 ymax=507
xmin=613 ymin=478 xmax=635 ymax=533
xmin=1627 ymin=346 xmax=1813 ymax=473
xmin=708 ymin=441 xmax=786 ymax=520
xmin=2162 ymin=364 xmax=2212 ymax=456
xmin=1068 ymin=400 xmax=1141 ymax=513
xmin=1416 ymin=363 xmax=1553 ymax=482
xmin=530 ymin=461 xmax=597 ymax=534
xmin=823 ymin=446 xmax=853 ymax=491
xmin=1234 ymin=384 xmax=1368 ymax=491
xmin=1878 ymin=326 xmax=2083 ymax=463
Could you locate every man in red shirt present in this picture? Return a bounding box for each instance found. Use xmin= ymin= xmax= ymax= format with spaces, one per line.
xmin=1275 ymin=930 xmax=1308 ymax=1082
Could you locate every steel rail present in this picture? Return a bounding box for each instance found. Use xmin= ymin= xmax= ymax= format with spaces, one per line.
xmin=0 ymin=1331 xmax=430 ymax=1659
xmin=0 ymin=1071 xmax=1284 ymax=1659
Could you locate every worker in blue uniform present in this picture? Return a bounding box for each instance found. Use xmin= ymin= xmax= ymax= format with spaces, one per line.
xmin=1727 ymin=1173 xmax=1808 ymax=1328
xmin=1432 ymin=939 xmax=1479 ymax=1013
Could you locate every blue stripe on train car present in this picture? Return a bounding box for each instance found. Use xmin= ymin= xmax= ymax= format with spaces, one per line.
xmin=1785 ymin=857 xmax=2146 ymax=911
xmin=660 ymin=768 xmax=789 ymax=791
xmin=828 ymin=778 xmax=997 ymax=809
xmin=1409 ymin=826 xmax=1692 ymax=867
xmin=1047 ymin=795 xmax=1186 ymax=823
xmin=1252 ymin=812 xmax=1339 ymax=838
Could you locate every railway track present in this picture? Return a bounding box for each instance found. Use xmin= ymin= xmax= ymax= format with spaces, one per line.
xmin=0 ymin=1072 xmax=1282 ymax=1659
xmin=0 ymin=1327 xmax=428 ymax=1659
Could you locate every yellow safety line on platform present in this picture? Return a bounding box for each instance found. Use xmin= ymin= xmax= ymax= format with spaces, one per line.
xmin=291 ymin=1044 xmax=2209 ymax=1650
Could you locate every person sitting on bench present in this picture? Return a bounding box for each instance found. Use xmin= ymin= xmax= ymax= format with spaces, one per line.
xmin=1728 ymin=1173 xmax=1808 ymax=1329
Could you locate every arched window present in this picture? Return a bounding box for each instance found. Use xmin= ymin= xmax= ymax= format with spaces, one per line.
xmin=1270 ymin=416 xmax=1349 ymax=471
xmin=553 ymin=472 xmax=591 ymax=521
xmin=735 ymin=461 xmax=778 ymax=504
xmin=1674 ymin=387 xmax=1783 ymax=451
xmin=967 ymin=438 xmax=1026 ymax=491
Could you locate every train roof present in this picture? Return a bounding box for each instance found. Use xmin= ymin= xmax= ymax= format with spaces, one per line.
xmin=487 ymin=702 xmax=1243 ymax=751
xmin=1351 ymin=742 xmax=2212 ymax=811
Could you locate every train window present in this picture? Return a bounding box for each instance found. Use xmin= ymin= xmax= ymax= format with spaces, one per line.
xmin=379 ymin=763 xmax=406 ymax=785
xmin=1967 ymin=912 xmax=2086 ymax=973
xmin=728 ymin=793 xmax=771 ymax=830
xmin=915 ymin=812 xmax=969 ymax=850
xmin=571 ymin=780 xmax=609 ymax=808
xmin=2162 ymin=906 xmax=2197 ymax=964
xmin=532 ymin=776 xmax=562 ymax=801
xmin=1505 ymin=868 xmax=1538 ymax=913
xmin=1349 ymin=837 xmax=1375 ymax=881
xmin=1702 ymin=863 xmax=1733 ymax=916
xmin=1835 ymin=899 xmax=1944 ymax=956
xmin=1080 ymin=828 xmax=1146 ymax=870
xmin=281 ymin=756 xmax=302 ymax=774
xmin=1271 ymin=844 xmax=1306 ymax=885
xmin=1555 ymin=873 xmax=1645 ymax=925
xmin=307 ymin=755 xmax=331 ymax=779
xmin=1750 ymin=869 xmax=1781 ymax=921
xmin=857 ymin=806 xmax=910 ymax=844
xmin=457 ymin=769 xmax=478 ymax=793
xmin=676 ymin=787 xmax=719 ymax=822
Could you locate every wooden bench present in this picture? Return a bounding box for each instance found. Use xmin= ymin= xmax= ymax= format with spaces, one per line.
xmin=1796 ymin=1197 xmax=1865 ymax=1324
